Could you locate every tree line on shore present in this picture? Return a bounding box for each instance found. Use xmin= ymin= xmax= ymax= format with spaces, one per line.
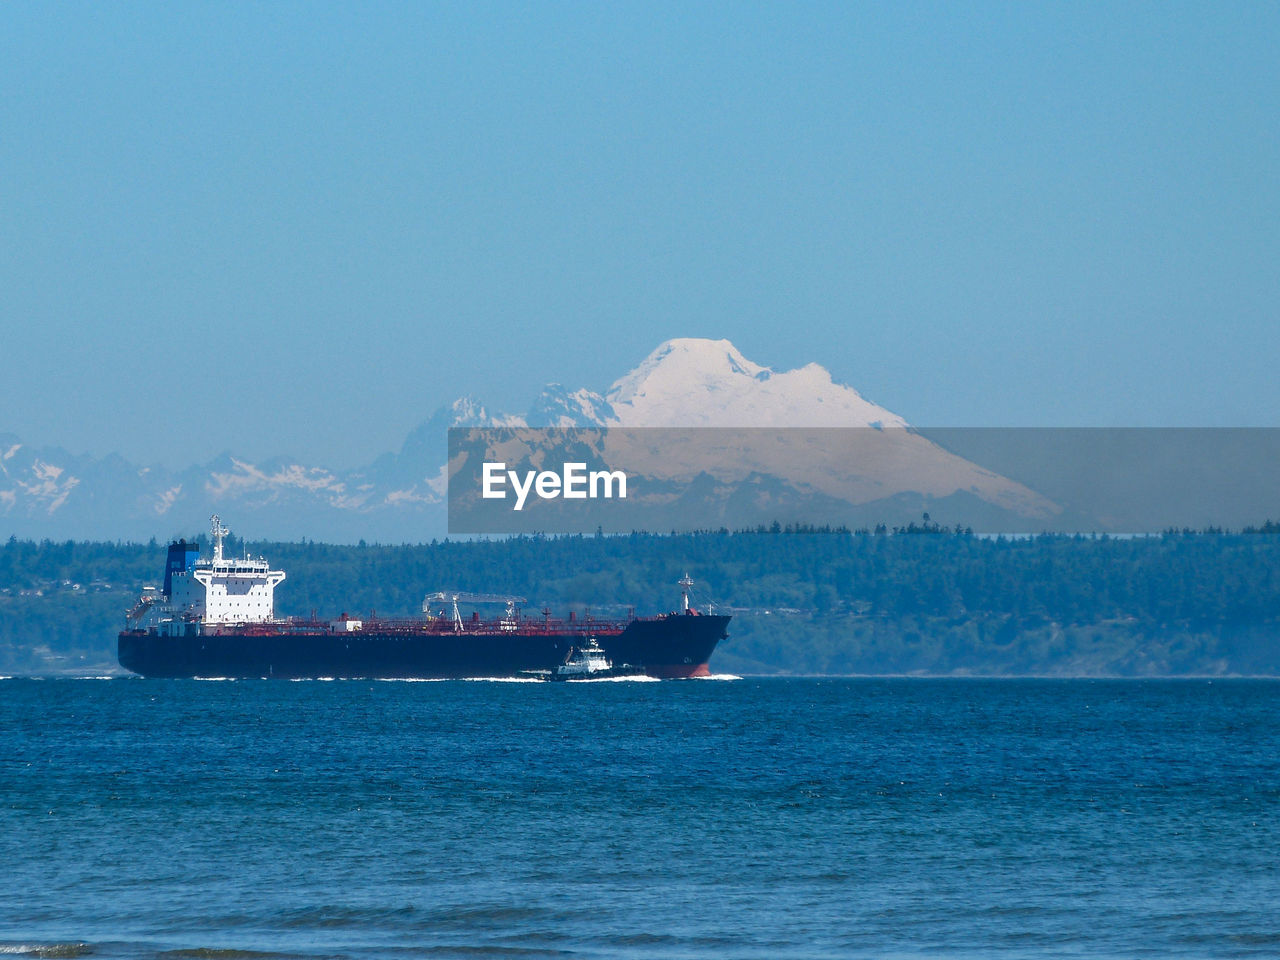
xmin=2 ymin=523 xmax=1277 ymax=675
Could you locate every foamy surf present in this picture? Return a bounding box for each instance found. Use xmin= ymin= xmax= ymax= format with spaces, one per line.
xmin=570 ymin=674 xmax=661 ymax=682
xmin=0 ymin=944 xmax=92 ymax=958
xmin=463 ymin=676 xmax=545 ymax=683
xmin=373 ymin=677 xmax=451 ymax=682
xmin=694 ymin=673 xmax=742 ymax=681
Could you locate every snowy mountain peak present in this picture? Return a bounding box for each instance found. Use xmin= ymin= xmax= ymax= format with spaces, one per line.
xmin=527 ymin=384 xmax=615 ymax=427
xmin=609 ymin=339 xmax=767 ymax=401
xmin=441 ymin=397 xmax=525 ymax=429
xmin=605 ymin=338 xmax=907 ymax=428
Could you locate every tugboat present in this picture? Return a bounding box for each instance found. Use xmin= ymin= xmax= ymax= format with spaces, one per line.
xmin=548 ymin=637 xmax=645 ymax=681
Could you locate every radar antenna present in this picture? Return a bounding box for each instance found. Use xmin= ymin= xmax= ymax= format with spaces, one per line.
xmin=679 ymin=573 xmax=694 ymax=612
xmin=210 ymin=515 xmax=229 ymax=563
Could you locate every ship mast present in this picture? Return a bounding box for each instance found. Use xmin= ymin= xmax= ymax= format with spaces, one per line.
xmin=679 ymin=573 xmax=694 ymax=612
xmin=210 ymin=514 xmax=229 ymax=563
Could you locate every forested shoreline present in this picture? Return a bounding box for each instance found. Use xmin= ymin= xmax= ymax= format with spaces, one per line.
xmin=2 ymin=524 xmax=1278 ymax=676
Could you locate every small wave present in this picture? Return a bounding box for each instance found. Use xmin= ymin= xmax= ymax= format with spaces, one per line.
xmin=71 ymin=676 xmax=119 ymax=681
xmin=1178 ymin=931 xmax=1280 ymax=947
xmin=462 ymin=677 xmax=543 ymax=683
xmin=192 ymin=677 xmax=237 ymax=682
xmin=574 ymin=674 xmax=661 ymax=683
xmin=374 ymin=677 xmax=451 ymax=682
xmin=0 ymin=944 xmax=92 ymax=958
xmin=694 ymin=673 xmax=742 ymax=681
xmin=420 ymin=904 xmax=547 ymax=929
xmin=609 ymin=932 xmax=684 ymax=946
xmin=156 ymin=949 xmax=306 ymax=960
xmin=279 ymin=903 xmax=420 ymax=929
xmin=404 ymin=948 xmax=569 ymax=957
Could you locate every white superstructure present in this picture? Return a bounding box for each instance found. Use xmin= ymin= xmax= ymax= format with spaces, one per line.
xmin=553 ymin=637 xmax=613 ymax=678
xmin=129 ymin=515 xmax=286 ymax=635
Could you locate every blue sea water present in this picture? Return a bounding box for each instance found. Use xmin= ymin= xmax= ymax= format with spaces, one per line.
xmin=1 ymin=677 xmax=1278 ymax=959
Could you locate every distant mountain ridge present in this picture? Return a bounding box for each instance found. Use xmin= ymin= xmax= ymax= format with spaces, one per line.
xmin=0 ymin=339 xmax=1048 ymax=541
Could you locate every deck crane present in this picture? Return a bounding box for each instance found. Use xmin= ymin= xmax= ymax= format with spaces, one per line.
xmin=423 ymin=591 xmax=528 ymax=632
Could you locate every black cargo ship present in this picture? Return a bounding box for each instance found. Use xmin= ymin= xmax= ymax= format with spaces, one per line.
xmin=118 ymin=517 xmax=729 ymax=680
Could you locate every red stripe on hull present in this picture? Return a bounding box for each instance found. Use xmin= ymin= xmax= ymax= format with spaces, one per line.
xmin=646 ymin=662 xmax=711 ymax=679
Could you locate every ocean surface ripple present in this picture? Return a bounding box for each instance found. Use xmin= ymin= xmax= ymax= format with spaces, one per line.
xmin=2 ymin=677 xmax=1278 ymax=959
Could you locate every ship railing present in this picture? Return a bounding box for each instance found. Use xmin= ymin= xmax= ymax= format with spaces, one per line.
xmin=225 ymin=614 xmax=639 ymax=635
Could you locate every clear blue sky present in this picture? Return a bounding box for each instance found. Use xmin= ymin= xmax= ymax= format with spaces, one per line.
xmin=3 ymin=2 xmax=1277 ymax=469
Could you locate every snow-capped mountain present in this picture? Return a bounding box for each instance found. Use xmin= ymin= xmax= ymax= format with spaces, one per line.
xmin=0 ymin=339 xmax=1059 ymax=541
xmin=527 ymin=384 xmax=615 ymax=428
xmin=445 ymin=340 xmax=1058 ymax=532
xmin=605 ymin=338 xmax=908 ymax=428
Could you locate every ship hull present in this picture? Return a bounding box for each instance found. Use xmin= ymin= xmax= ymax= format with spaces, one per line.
xmin=118 ymin=613 xmax=729 ymax=680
